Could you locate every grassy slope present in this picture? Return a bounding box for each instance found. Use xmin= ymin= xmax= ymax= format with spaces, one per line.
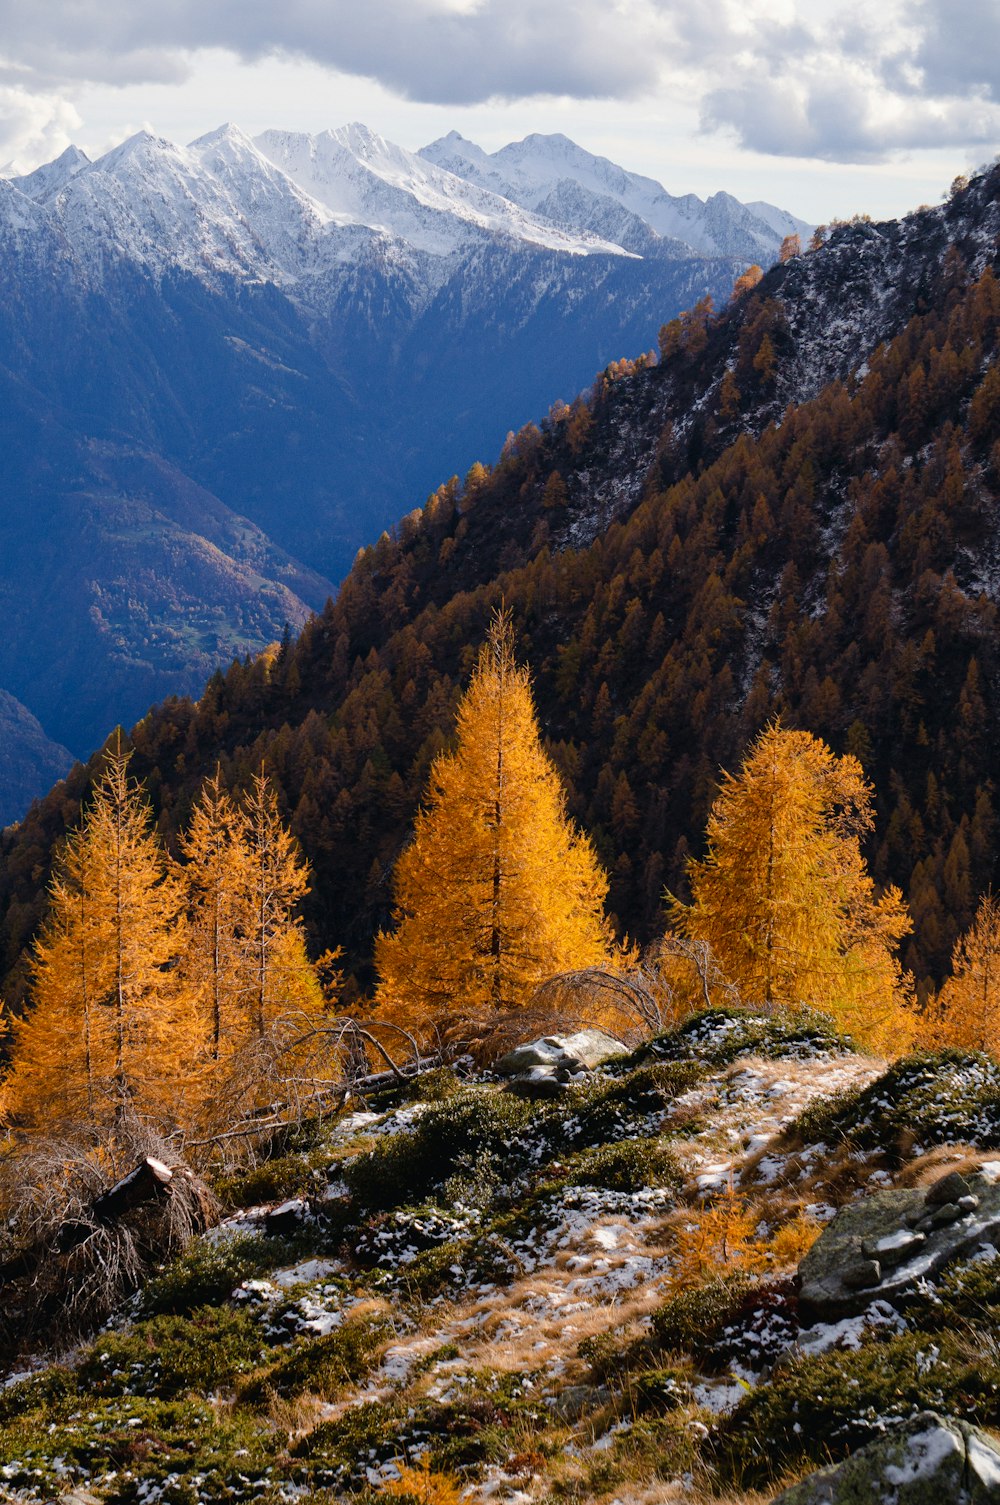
xmin=4 ymin=1012 xmax=1000 ymax=1504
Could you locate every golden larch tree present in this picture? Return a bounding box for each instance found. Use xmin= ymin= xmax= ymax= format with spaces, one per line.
xmin=0 ymin=742 xmax=190 ymax=1131
xmin=671 ymin=723 xmax=915 ymax=1050
xmin=935 ymin=892 xmax=1000 ymax=1053
xmin=375 ymin=610 xmax=613 ymax=1028
xmin=177 ymin=768 xmax=251 ymax=1061
xmin=235 ymin=769 xmax=322 ymax=1035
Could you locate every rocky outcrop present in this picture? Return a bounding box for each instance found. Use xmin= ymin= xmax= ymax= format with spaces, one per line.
xmin=798 ymin=1166 xmax=1000 ymax=1319
xmin=495 ymin=1029 xmax=627 ymax=1097
xmin=772 ymin=1411 xmax=1000 ymax=1503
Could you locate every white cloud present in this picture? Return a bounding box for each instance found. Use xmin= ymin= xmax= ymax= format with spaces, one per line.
xmin=0 ymin=0 xmax=996 ymax=167
xmin=0 ymin=84 xmax=79 ymax=171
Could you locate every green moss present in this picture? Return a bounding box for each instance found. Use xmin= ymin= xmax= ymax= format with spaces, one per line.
xmin=713 ymin=1328 xmax=1000 ymax=1490
xmin=75 ymin=1308 xmax=267 ymax=1399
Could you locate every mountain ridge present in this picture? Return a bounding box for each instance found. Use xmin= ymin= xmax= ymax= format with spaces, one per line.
xmin=0 ymin=120 xmax=786 ymax=814
xmin=2 ymin=165 xmax=997 ymax=1004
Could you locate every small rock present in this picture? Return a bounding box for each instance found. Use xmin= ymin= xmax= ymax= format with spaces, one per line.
xmin=265 ymin=1198 xmax=310 ymax=1235
xmin=506 ymin=1069 xmax=566 ymax=1100
xmin=925 ymin=1170 xmax=972 ymax=1207
xmin=958 ymin=1194 xmax=981 ymax=1212
xmin=861 ymin=1229 xmax=926 ymax=1267
xmin=925 ymin=1201 xmax=964 ymax=1229
xmin=842 ymin=1257 xmax=881 ymax=1289
xmin=550 ymin=1382 xmax=608 ymax=1421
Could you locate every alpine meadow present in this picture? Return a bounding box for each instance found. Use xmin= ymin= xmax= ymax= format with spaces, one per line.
xmin=5 ymin=76 xmax=1000 ymax=1505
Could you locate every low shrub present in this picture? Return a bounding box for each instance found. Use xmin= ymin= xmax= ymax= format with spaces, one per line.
xmin=292 ymin=1400 xmax=419 ymax=1490
xmin=787 ymin=1050 xmax=1000 ymax=1158
xmin=626 ymin=1365 xmax=692 ymax=1414
xmin=0 ymin=1366 xmax=77 ymax=1425
xmin=402 ymin=1067 xmax=466 ymax=1104
xmin=900 ymin=1250 xmax=1000 ymax=1331
xmin=215 ymin=1152 xmax=325 ymax=1211
xmin=76 ymin=1307 xmax=267 ymax=1399
xmin=547 ymin=1064 xmax=700 ymax=1152
xmin=630 ymin=1008 xmax=855 ymax=1069
xmin=0 ymin=1393 xmax=275 ymax=1504
xmin=240 ymin=1307 xmax=394 ymax=1403
xmin=139 ymin=1233 xmax=304 ymax=1317
xmin=651 ymin=1273 xmax=758 ymax=1361
xmin=353 ymin=1204 xmax=479 ymax=1267
xmin=713 ymin=1327 xmax=1000 ymax=1489
xmin=567 ymin=1138 xmax=681 ymax=1193
xmin=344 ymin=1090 xmax=536 ymax=1211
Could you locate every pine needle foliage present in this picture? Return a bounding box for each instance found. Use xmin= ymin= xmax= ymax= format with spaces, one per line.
xmin=672 ymin=723 xmax=916 ymax=1050
xmin=935 ymin=891 xmax=1000 ymax=1053
xmin=0 ymin=741 xmax=188 ymax=1131
xmin=375 ymin=610 xmax=613 ymax=1031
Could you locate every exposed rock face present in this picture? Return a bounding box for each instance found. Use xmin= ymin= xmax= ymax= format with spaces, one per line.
xmin=798 ymin=1167 xmax=1000 ymax=1319
xmin=495 ymin=1029 xmax=627 ymax=1096
xmin=771 ymin=1411 xmax=1000 ymax=1503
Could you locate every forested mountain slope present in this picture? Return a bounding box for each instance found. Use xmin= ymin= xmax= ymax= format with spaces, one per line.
xmin=4 ymin=166 xmax=1000 ymax=1005
xmin=1 ymin=124 xmax=766 ymax=800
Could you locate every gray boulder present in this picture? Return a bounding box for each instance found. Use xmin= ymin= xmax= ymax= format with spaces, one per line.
xmin=772 ymin=1411 xmax=1000 ymax=1503
xmin=798 ymin=1167 xmax=1000 ymax=1319
xmin=495 ymin=1029 xmax=627 ymax=1080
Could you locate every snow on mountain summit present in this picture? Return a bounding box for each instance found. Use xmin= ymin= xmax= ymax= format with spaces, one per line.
xmin=419 ymin=130 xmax=811 ymax=262
xmin=0 ymin=119 xmax=810 ymax=322
xmin=253 ymin=125 xmax=630 ymax=258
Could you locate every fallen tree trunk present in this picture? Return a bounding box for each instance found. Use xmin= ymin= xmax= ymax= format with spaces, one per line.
xmin=0 ymin=1156 xmax=176 ymax=1286
xmin=91 ymin=1156 xmax=173 ymax=1225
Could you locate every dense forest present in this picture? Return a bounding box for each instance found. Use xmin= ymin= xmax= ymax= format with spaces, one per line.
xmin=3 ymin=169 xmax=1000 ymax=1014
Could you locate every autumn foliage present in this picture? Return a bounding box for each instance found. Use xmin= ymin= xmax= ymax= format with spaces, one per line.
xmin=0 ymin=746 xmax=323 ymax=1139
xmin=375 ymin=611 xmax=614 ymax=1034
xmin=672 ymin=724 xmax=916 ymax=1050
xmin=934 ymin=892 xmax=1000 ymax=1053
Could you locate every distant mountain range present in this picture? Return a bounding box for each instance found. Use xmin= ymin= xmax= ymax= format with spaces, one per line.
xmin=0 ymin=122 xmax=808 ymax=821
xmin=4 ymin=161 xmax=997 ymax=1007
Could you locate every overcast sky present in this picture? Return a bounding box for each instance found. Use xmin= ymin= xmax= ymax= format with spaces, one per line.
xmin=1 ymin=0 xmax=997 ymax=222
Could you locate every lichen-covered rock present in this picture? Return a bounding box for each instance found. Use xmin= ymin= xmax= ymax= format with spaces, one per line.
xmin=495 ymin=1030 xmax=627 ymax=1077
xmin=771 ymin=1411 xmax=1000 ymax=1503
xmin=798 ymin=1167 xmax=1000 ymax=1318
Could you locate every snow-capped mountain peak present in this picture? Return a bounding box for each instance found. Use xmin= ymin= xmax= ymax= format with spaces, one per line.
xmin=11 ymin=143 xmax=90 ymax=203
xmin=419 ymin=130 xmax=811 ymax=262
xmin=253 ymin=126 xmax=630 ymax=258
